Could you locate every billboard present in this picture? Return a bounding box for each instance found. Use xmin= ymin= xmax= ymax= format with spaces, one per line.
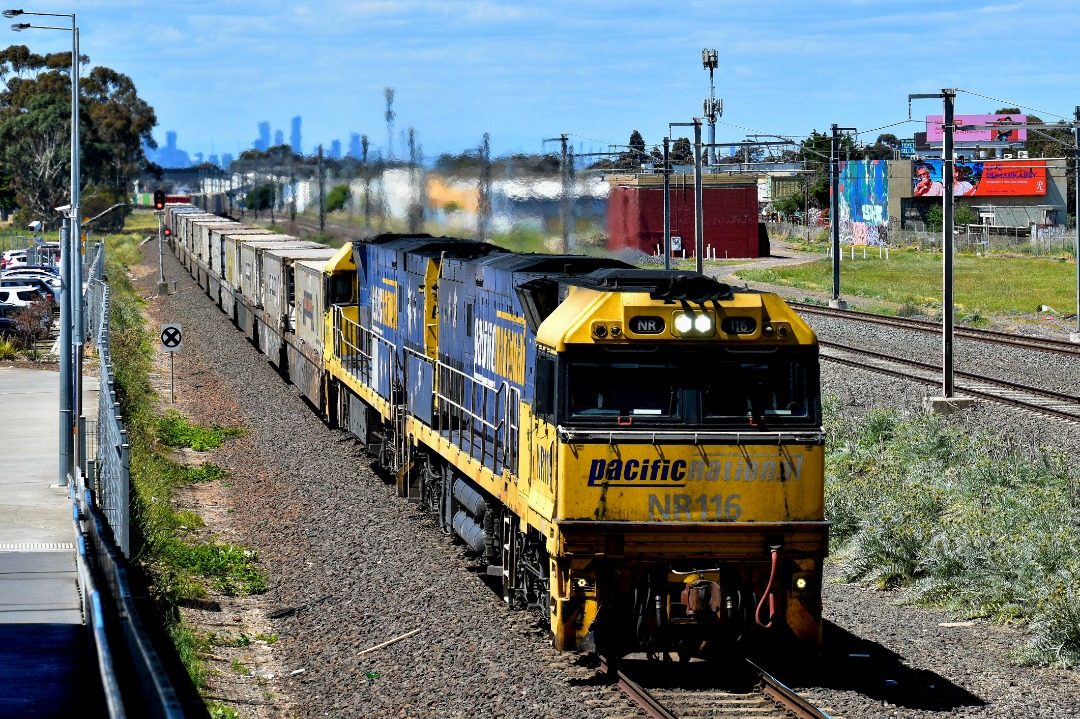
xmin=837 ymin=160 xmax=888 ymax=245
xmin=912 ymin=159 xmax=1046 ymax=197
xmin=925 ymin=114 xmax=1027 ymax=145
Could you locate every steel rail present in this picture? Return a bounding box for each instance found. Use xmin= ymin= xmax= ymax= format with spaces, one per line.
xmin=793 ymin=302 xmax=1080 ymax=357
xmin=819 ymin=340 xmax=1080 ymax=423
xmin=599 ymin=658 xmax=832 ymax=719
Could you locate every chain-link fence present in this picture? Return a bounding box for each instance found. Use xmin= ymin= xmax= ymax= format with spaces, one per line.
xmin=86 ymin=241 xmax=131 ymax=557
xmin=767 ymin=219 xmax=1078 ymax=258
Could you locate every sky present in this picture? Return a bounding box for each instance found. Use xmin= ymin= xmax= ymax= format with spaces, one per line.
xmin=12 ymin=1 xmax=1080 ymax=164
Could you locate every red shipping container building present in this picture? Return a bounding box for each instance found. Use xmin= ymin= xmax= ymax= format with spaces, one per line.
xmin=606 ymin=175 xmax=764 ymax=260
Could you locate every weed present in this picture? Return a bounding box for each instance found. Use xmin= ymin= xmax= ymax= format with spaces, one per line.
xmin=183 ymin=463 xmax=229 ymax=483
xmin=158 ymin=410 xmax=244 ymax=451
xmin=160 ymin=539 xmax=267 ymax=596
xmin=174 ymin=510 xmax=205 ymax=530
xmin=230 ymin=658 xmax=246 ymax=674
xmin=0 ymin=338 xmax=16 ymax=360
xmin=254 ymin=633 xmax=278 ymax=644
xmin=207 ymin=701 xmax=240 ymax=719
xmin=213 ymin=632 xmax=251 ymax=648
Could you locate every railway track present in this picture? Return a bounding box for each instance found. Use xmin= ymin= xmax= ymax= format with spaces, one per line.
xmin=791 ymin=301 xmax=1080 ymax=357
xmin=819 ymin=339 xmax=1080 ymax=423
xmin=601 ymin=658 xmax=832 ymax=719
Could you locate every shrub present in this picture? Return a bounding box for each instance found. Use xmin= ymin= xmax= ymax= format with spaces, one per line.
xmin=825 ymin=403 xmax=1080 ymax=666
xmin=0 ymin=338 xmax=16 ymax=359
xmin=326 ymin=184 xmax=350 ymax=213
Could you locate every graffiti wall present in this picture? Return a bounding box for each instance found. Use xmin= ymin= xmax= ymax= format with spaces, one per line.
xmin=837 ymin=160 xmax=889 ymax=246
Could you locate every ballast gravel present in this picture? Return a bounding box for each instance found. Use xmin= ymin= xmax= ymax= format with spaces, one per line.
xmin=140 ymin=242 xmax=1079 ymax=718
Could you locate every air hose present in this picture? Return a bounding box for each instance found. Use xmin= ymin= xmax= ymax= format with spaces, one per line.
xmin=755 ymin=547 xmax=780 ymax=628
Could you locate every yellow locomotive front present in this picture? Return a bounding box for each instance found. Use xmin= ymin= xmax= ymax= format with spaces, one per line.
xmin=528 ymin=272 xmax=827 ymax=660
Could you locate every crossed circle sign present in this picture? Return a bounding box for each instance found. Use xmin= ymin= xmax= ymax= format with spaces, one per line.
xmin=160 ymin=323 xmax=182 ymax=351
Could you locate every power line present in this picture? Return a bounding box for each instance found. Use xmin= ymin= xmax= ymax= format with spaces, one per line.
xmin=954 ymin=89 xmax=1070 ymax=121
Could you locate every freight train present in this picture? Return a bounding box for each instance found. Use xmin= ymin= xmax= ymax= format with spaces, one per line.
xmin=164 ymin=201 xmax=828 ymax=661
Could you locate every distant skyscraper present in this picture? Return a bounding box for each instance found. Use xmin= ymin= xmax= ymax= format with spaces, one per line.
xmin=193 ymin=152 xmax=204 ymax=165
xmin=348 ymin=133 xmax=362 ymax=159
xmin=221 ymin=153 xmax=234 ymax=168
xmin=149 ymin=130 xmax=192 ymax=168
xmin=329 ymin=140 xmax=342 ymax=160
xmin=209 ymin=154 xmax=220 ymax=167
xmin=274 ymin=129 xmax=284 ymax=147
xmin=254 ymin=121 xmax=271 ymax=152
xmin=290 ymin=116 xmax=302 ymax=155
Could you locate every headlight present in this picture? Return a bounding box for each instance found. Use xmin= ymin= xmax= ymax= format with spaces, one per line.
xmin=672 ymin=310 xmax=716 ymax=337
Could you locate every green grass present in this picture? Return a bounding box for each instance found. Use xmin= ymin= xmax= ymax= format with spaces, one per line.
xmin=158 ymin=410 xmax=243 ymax=451
xmin=103 ymin=211 xmax=267 ymax=707
xmin=737 ymin=249 xmax=1078 ymax=317
xmin=824 ymin=400 xmax=1080 ymax=667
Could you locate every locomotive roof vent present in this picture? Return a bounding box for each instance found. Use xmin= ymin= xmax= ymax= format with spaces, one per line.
xmin=580 ymin=269 xmax=733 ymax=303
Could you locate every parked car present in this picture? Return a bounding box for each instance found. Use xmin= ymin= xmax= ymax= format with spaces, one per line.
xmin=0 ymin=301 xmax=52 ymax=336
xmin=0 ymin=286 xmax=46 ymax=308
xmin=0 ymin=276 xmax=56 ymax=304
xmin=1 ymin=269 xmax=62 ymax=290
xmin=1 ymin=249 xmax=27 ymax=270
xmin=0 ymin=303 xmax=15 ymax=334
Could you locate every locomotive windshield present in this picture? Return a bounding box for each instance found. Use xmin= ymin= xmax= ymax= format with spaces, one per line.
xmin=562 ymin=346 xmax=819 ymax=429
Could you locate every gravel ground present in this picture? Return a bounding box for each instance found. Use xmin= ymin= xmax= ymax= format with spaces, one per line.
xmin=134 ymin=239 xmax=1079 ymax=718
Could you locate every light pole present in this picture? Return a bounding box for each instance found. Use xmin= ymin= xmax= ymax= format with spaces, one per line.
xmin=6 ymin=8 xmax=81 ymax=484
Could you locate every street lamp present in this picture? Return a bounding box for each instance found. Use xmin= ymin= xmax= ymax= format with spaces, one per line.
xmin=6 ymin=7 xmax=81 ymax=485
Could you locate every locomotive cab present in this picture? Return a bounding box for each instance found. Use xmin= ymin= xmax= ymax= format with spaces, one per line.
xmin=528 ymin=270 xmax=828 ymax=660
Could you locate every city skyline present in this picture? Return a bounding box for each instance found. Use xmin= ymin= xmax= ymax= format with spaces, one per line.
xmin=41 ymin=1 xmax=1080 ymax=169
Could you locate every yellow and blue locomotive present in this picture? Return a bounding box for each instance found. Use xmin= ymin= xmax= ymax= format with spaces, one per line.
xmin=321 ymin=235 xmax=827 ymax=659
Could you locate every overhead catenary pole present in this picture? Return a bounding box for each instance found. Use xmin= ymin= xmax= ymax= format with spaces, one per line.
xmin=829 ymin=124 xmax=856 ymax=309
xmin=560 ymin=134 xmax=571 ymax=254
xmin=1074 ymin=106 xmax=1080 ymax=342
xmin=318 ymin=144 xmax=326 ymax=233
xmin=943 ymin=89 xmax=956 ymax=397
xmin=693 ymin=118 xmax=704 ymax=273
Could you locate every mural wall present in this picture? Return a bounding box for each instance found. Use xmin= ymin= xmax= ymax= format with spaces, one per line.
xmin=837 ymin=159 xmax=889 ymax=246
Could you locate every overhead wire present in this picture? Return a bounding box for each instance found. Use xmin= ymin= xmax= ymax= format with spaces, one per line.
xmin=954 ymin=89 xmax=1070 ymax=121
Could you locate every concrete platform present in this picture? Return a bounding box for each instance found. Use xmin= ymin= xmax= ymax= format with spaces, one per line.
xmin=0 ymin=366 xmax=106 ymax=717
